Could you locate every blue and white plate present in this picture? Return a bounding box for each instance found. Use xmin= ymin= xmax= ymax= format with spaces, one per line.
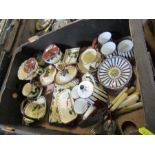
xmin=97 ymin=56 xmax=132 ymax=90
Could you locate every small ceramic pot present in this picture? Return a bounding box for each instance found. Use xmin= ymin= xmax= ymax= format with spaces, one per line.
xmin=117 ymin=37 xmax=134 ymax=60
xmin=78 ymin=49 xmax=102 ymax=73
xmin=21 ymin=96 xmax=46 ymax=121
xmin=42 ymin=44 xmax=62 ymax=64
xmin=22 ymin=81 xmax=43 ymax=99
xmin=39 ymin=65 xmax=56 ymax=86
xmin=18 ymin=57 xmax=38 ymax=80
xmin=80 ymin=48 xmax=98 ymax=65
xmin=63 ymin=47 xmax=80 ymax=65
xmin=100 ymin=41 xmax=117 ymax=58
xmin=98 ymin=31 xmax=112 ymax=45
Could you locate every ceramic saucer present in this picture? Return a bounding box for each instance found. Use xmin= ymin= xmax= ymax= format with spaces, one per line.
xmin=40 ymin=65 xmax=56 ymax=86
xmin=56 ymin=89 xmax=77 ymax=124
xmin=55 ymin=65 xmax=77 ymax=85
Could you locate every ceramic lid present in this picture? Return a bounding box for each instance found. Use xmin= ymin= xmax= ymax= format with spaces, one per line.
xmin=77 ymin=81 xmax=94 ymax=98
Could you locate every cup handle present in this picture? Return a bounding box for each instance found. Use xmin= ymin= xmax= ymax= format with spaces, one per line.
xmin=92 ymin=38 xmax=98 ymax=49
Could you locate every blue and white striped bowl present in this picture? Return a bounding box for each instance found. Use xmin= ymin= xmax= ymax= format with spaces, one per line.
xmin=97 ymin=56 xmax=132 ymax=90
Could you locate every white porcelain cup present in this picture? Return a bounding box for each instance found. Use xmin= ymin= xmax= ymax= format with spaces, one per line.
xmin=100 ymin=41 xmax=116 ymax=58
xmin=98 ymin=32 xmax=112 ymax=45
xmin=117 ymin=39 xmax=134 ymax=59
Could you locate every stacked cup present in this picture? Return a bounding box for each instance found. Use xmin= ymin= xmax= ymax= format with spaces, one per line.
xmin=98 ymin=32 xmax=117 ymax=58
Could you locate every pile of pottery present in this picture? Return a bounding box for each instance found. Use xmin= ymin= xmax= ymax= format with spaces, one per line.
xmin=98 ymin=32 xmax=134 ymax=60
xmin=17 ymin=31 xmax=142 ymax=134
xmin=97 ymin=32 xmax=134 ymax=90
